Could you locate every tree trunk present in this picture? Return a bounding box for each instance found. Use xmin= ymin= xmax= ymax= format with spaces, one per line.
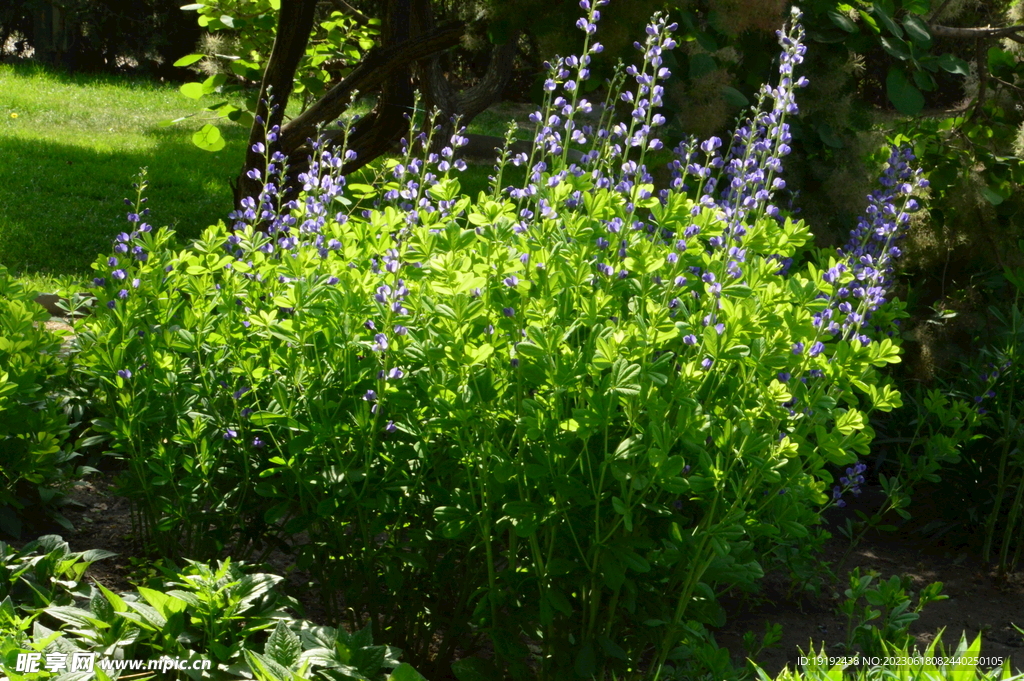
xmin=276 ymin=21 xmax=465 ymax=159
xmin=233 ymin=0 xmax=318 ymax=206
xmin=413 ymin=0 xmax=519 ymax=153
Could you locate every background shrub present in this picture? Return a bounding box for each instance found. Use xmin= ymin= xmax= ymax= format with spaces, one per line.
xmin=0 ymin=266 xmax=86 ymax=538
xmin=71 ymin=5 xmax=931 ymax=678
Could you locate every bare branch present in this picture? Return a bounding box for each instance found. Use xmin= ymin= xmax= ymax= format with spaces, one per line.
xmin=279 ymin=21 xmax=465 ymax=154
xmin=928 ymin=23 xmax=1024 ymax=43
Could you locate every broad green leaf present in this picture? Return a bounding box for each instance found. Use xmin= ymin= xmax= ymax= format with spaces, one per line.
xmin=690 ymin=53 xmax=717 ymax=79
xmin=902 ymin=15 xmax=931 ymax=46
xmin=872 ymin=5 xmax=903 ymax=38
xmin=266 ymin=622 xmax=301 ymax=669
xmin=172 ymin=53 xmax=204 ymax=67
xmin=451 ymin=657 xmax=501 ymax=681
xmin=390 ymin=664 xmax=428 ymax=681
xmin=886 ymin=67 xmax=924 ymax=115
xmin=720 ymin=86 xmax=749 ymax=108
xmin=981 ymin=185 xmax=1005 ymax=205
xmin=827 ymin=9 xmax=857 ymax=32
xmin=192 ymin=124 xmax=226 ymax=151
xmin=179 ymin=82 xmax=205 ymax=99
xmin=938 ymin=53 xmax=970 ymax=76
xmin=879 ymin=35 xmax=911 ymax=60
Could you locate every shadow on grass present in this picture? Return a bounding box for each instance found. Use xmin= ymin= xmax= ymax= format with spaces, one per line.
xmin=0 ymin=127 xmax=247 ymax=278
xmin=1 ymin=58 xmax=187 ymax=92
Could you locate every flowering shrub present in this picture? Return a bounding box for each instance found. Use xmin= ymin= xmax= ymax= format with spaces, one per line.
xmin=75 ymin=1 xmax=927 ymax=677
xmin=0 ymin=267 xmax=83 ymax=538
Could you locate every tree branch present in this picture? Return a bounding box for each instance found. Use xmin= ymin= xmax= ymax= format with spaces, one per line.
xmin=928 ymin=24 xmax=1024 ymax=43
xmin=234 ymin=0 xmax=319 ymax=207
xmin=278 ymin=21 xmax=464 ymax=154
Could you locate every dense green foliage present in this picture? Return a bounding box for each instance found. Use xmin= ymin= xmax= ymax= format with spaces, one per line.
xmin=0 ymin=266 xmax=86 ymax=538
xmin=0 ymin=536 xmax=427 ymax=681
xmin=65 ymin=9 xmax=933 ymax=677
xmin=1 ymin=1 xmax=1024 ymax=679
xmin=0 ymin=0 xmax=198 ymax=72
xmin=168 ymin=0 xmax=379 ymax=151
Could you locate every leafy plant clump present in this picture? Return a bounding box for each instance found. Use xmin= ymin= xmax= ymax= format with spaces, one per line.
xmin=0 ymin=536 xmax=427 ymax=681
xmin=758 ymin=634 xmax=1024 ymax=681
xmin=0 ymin=266 xmax=89 ymax=539
xmin=75 ymin=1 xmax=927 ymax=678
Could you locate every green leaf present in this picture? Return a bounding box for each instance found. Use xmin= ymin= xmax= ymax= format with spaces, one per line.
xmin=192 ymin=124 xmax=226 ymax=151
xmin=173 ymin=53 xmax=205 ymax=67
xmin=451 ymin=657 xmax=501 ymax=681
xmin=827 ymin=9 xmax=858 ymax=33
xmin=179 ymin=82 xmax=205 ymax=99
xmin=879 ymin=35 xmax=911 ymax=60
xmin=391 ymin=664 xmax=428 ymax=681
xmin=981 ymin=186 xmax=1005 ymax=205
xmin=266 ymin=621 xmax=301 ymax=668
xmin=835 ymin=409 xmax=866 ymax=435
xmin=609 ymin=359 xmax=641 ymax=396
xmin=886 ymin=68 xmax=924 ymax=115
xmin=689 ymin=53 xmax=717 ymax=79
xmin=574 ymin=641 xmax=596 ymax=678
xmin=720 ymin=86 xmax=749 ymax=108
xmin=268 ymin=0 xmax=280 ymax=8
xmin=938 ymin=53 xmax=970 ymax=76
xmin=180 ymin=3 xmax=205 ymax=9
xmin=902 ymin=15 xmax=932 ymax=46
xmin=913 ymin=69 xmax=936 ymax=92
xmin=219 ymin=14 xmax=235 ymax=28
xmin=872 ymin=5 xmax=903 ymax=37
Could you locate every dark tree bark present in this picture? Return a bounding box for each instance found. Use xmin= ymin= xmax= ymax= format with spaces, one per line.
xmin=277 ymin=20 xmax=465 ymax=158
xmin=232 ymin=0 xmax=518 ymax=210
xmin=301 ymin=0 xmax=416 ymax=175
xmin=412 ymin=0 xmax=519 ymax=154
xmin=233 ymin=0 xmax=319 ymax=206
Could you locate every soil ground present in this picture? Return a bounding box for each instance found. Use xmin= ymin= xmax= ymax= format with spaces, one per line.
xmin=17 ymin=471 xmax=1024 ymax=678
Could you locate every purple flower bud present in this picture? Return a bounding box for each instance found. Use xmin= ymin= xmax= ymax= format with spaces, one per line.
xmin=117 ymin=369 xmax=132 ymax=379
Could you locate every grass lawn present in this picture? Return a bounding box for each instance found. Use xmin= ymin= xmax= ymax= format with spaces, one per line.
xmin=0 ymin=61 xmax=530 ymax=294
xmin=0 ymin=61 xmax=248 ymax=289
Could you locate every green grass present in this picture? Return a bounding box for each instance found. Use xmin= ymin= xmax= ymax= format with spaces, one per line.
xmin=0 ymin=61 xmax=531 ymax=295
xmin=0 ymin=61 xmax=248 ymax=287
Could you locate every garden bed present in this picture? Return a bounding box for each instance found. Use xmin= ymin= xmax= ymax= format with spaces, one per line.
xmin=24 ymin=472 xmax=1024 ymax=678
